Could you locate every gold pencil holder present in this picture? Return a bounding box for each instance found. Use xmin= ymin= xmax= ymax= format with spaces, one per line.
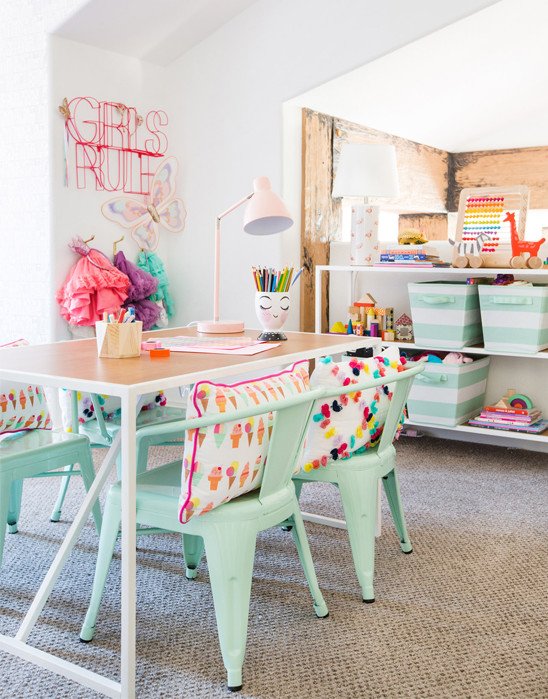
xmin=95 ymin=321 xmax=143 ymax=358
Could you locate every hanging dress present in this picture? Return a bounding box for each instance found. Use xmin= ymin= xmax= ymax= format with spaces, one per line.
xmin=136 ymin=250 xmax=175 ymax=327
xmin=56 ymin=238 xmax=130 ymax=326
xmin=113 ymin=251 xmax=161 ymax=330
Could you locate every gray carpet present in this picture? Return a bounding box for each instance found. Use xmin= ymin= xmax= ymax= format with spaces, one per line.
xmin=0 ymin=437 xmax=546 ymax=698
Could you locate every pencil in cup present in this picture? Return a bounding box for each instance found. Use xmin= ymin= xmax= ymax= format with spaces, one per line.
xmin=251 ymin=266 xmax=303 ymax=292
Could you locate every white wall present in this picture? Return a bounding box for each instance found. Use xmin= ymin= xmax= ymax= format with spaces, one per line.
xmin=164 ymin=0 xmax=497 ymax=330
xmin=0 ymin=0 xmax=88 ymax=345
xmin=48 ymin=36 xmax=173 ymax=340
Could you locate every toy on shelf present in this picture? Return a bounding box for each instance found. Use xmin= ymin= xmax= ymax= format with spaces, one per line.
xmin=505 ymin=212 xmax=546 ymax=269
xmin=468 ymin=389 xmax=547 ymax=434
xmin=452 ymin=186 xmax=530 ymax=269
xmin=394 ymin=313 xmax=413 ymax=342
xmin=398 ymin=228 xmax=429 ymax=245
xmin=331 ymin=292 xmax=397 ymax=340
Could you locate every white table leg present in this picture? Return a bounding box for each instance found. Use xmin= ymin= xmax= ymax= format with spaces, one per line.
xmin=120 ymin=392 xmax=138 ymax=698
xmin=15 ymin=431 xmax=121 ymax=643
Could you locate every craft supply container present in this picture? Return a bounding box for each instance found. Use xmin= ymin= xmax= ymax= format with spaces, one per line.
xmin=95 ymin=321 xmax=143 ymax=358
xmin=406 ymin=356 xmax=490 ymax=426
xmin=408 ymin=281 xmax=483 ymax=349
xmin=478 ymin=284 xmax=548 ymax=354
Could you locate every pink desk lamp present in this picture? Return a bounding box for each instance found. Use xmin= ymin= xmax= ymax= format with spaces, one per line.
xmin=197 ymin=176 xmax=293 ymax=334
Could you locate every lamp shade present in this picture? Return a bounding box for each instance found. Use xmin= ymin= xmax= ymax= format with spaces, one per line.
xmin=332 ymin=143 xmax=399 ymax=198
xmin=243 ymin=176 xmax=293 ymax=235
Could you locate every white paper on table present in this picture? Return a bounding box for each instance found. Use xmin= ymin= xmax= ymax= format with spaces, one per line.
xmin=166 ymin=343 xmax=281 ymax=355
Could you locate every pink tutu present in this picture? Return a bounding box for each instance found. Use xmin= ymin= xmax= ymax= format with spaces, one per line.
xmin=57 ymin=248 xmax=130 ymax=326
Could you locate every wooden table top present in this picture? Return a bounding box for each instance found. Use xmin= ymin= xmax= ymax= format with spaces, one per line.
xmin=0 ymin=327 xmax=378 ymax=396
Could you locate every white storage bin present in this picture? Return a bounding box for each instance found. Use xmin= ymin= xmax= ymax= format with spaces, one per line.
xmin=478 ymin=284 xmax=548 ymax=354
xmin=406 ymin=356 xmax=490 ymax=427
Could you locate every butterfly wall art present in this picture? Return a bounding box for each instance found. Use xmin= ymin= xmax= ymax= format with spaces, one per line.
xmin=101 ymin=157 xmax=186 ymax=251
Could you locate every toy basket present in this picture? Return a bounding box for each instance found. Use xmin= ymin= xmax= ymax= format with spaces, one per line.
xmin=478 ymin=284 xmax=548 ymax=354
xmin=408 ymin=282 xmax=483 ymax=349
xmin=406 ymin=356 xmax=490 ymax=427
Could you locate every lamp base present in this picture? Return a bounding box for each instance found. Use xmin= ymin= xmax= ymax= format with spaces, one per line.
xmin=350 ymin=203 xmax=380 ymax=266
xmin=197 ymin=320 xmax=245 ymax=334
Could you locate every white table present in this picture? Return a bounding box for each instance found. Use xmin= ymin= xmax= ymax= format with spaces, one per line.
xmin=0 ymin=327 xmax=378 ymax=697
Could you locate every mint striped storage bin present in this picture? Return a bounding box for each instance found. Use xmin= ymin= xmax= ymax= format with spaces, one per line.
xmin=478 ymin=284 xmax=548 ymax=354
xmin=406 ymin=356 xmax=490 ymax=426
xmin=408 ymin=282 xmax=483 ymax=349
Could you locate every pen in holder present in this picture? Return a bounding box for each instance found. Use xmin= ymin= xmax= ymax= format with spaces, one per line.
xmin=255 ymin=291 xmax=290 ymax=341
xmin=95 ymin=321 xmax=143 ymax=358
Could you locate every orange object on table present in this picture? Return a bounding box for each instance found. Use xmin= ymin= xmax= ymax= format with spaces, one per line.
xmin=149 ymin=348 xmax=171 ymax=358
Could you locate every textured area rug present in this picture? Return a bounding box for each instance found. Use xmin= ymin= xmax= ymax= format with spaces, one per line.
xmin=0 ymin=437 xmax=546 ymax=698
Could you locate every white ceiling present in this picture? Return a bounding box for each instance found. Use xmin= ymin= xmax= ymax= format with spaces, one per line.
xmin=289 ymin=0 xmax=548 ymax=152
xmin=52 ymin=0 xmax=258 ymax=66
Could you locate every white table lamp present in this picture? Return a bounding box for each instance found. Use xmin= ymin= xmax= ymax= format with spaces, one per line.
xmin=197 ymin=176 xmax=293 ymax=334
xmin=332 ymin=143 xmax=399 ymax=265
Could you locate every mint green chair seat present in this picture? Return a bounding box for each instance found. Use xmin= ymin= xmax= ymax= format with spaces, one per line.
xmin=50 ymin=390 xmax=186 ymax=523
xmin=80 ymin=387 xmax=328 ymax=692
xmin=293 ymin=361 xmax=424 ymax=603
xmin=0 ymin=429 xmax=101 ymax=568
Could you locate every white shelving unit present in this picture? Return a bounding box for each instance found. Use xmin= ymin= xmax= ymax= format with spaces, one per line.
xmin=314 ymin=264 xmax=548 ymax=452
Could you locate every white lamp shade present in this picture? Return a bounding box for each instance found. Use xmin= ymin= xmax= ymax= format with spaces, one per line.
xmin=332 ymin=143 xmax=399 ymax=199
xmin=243 ymin=176 xmax=293 ymax=235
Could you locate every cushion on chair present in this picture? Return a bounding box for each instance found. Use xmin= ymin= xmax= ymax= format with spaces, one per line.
xmin=179 ymin=361 xmax=310 ymax=523
xmin=58 ymin=389 xmax=167 ymax=431
xmin=0 ymin=339 xmax=52 ymax=434
xmin=299 ymin=346 xmax=407 ymax=473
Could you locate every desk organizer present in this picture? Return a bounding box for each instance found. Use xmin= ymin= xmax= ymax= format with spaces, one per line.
xmin=408 ymin=281 xmax=483 ymax=349
xmin=478 ymin=284 xmax=548 ymax=354
xmin=254 ymin=291 xmax=290 ymax=341
xmin=95 ymin=321 xmax=143 ymax=358
xmin=406 ymin=356 xmax=490 ymax=427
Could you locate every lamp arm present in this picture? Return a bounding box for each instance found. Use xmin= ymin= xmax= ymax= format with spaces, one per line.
xmin=213 ymin=192 xmax=254 ymax=322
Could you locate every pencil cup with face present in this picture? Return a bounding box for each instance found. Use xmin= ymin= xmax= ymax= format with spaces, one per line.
xmin=95 ymin=321 xmax=143 ymax=358
xmin=255 ymin=292 xmax=290 ymax=341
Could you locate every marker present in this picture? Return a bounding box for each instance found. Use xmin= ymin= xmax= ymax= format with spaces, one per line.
xmin=291 ymin=267 xmax=304 ymax=287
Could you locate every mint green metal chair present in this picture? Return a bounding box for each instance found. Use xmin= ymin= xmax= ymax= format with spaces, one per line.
xmin=50 ymin=391 xmax=186 ymax=523
xmin=80 ymin=387 xmax=328 ymax=691
xmin=293 ymin=362 xmax=424 ymax=603
xmin=0 ymin=429 xmax=101 ymax=568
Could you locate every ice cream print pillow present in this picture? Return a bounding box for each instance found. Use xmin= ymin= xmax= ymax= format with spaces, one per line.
xmin=179 ymin=361 xmax=310 ymax=523
xmin=0 ymin=340 xmax=51 ymax=434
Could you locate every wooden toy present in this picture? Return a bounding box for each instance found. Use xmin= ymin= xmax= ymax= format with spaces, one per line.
xmin=491 ymin=388 xmax=534 ymax=411
xmin=505 ymin=212 xmax=545 ymax=269
xmin=354 ymin=322 xmax=365 ymax=336
xmin=330 ymin=321 xmax=346 ymax=334
xmin=382 ymin=329 xmax=395 ymax=342
xmin=452 ymin=186 xmax=530 ymax=268
xmin=394 ymin=313 xmax=413 ymax=342
xmin=348 ymin=305 xmax=361 ymax=323
xmin=355 ymin=293 xmax=376 ymax=308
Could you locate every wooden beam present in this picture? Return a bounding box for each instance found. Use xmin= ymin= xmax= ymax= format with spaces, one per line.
xmin=300 ymin=109 xmax=340 ymax=333
xmin=448 ymin=146 xmax=548 ymax=211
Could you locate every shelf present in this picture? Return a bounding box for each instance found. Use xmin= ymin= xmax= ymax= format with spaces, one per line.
xmin=318 ymin=265 xmax=548 ymax=276
xmin=382 ymin=341 xmax=548 ymax=360
xmin=405 ymin=420 xmax=548 ymax=444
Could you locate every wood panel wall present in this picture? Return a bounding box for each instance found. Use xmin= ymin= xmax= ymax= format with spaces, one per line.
xmin=448 ymin=146 xmax=548 ymax=210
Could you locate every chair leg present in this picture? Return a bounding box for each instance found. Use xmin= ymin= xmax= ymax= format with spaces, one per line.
xmin=293 ymin=479 xmax=304 ymax=501
xmin=80 ymin=490 xmax=121 ymax=642
xmin=204 ymin=523 xmax=256 ymax=691
xmin=182 ymin=533 xmax=204 ymax=579
xmin=50 ymin=465 xmax=73 ymax=522
xmin=0 ymin=477 xmax=11 ymax=568
xmin=337 ymin=469 xmax=378 ymax=603
xmin=77 ymin=448 xmax=102 ymax=535
xmin=382 ymin=469 xmax=412 ymax=553
xmin=7 ymin=480 xmax=23 ymax=534
xmin=289 ymin=504 xmax=328 ymax=618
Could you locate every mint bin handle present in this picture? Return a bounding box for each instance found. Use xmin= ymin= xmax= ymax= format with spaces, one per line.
xmin=420 ymin=295 xmax=455 ymax=305
xmin=415 ymin=373 xmax=448 ymax=384
xmin=490 ymin=296 xmax=533 ymax=305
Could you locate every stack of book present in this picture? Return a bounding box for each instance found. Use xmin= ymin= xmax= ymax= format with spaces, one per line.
xmin=375 ymin=246 xmax=450 ymax=268
xmin=469 ymin=404 xmax=547 ymax=434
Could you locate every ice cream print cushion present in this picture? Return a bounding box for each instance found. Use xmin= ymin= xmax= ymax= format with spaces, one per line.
xmin=0 ymin=340 xmax=52 ymax=434
xmin=179 ymin=361 xmax=310 ymax=523
xmin=299 ymin=346 xmax=406 ymax=473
